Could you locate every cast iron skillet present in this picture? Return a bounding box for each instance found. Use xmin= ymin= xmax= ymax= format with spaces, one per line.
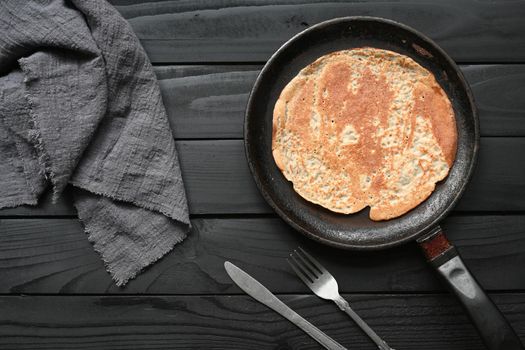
xmin=245 ymin=17 xmax=523 ymax=350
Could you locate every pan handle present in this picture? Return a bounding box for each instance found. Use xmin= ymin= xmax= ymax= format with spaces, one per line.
xmin=417 ymin=226 xmax=523 ymax=350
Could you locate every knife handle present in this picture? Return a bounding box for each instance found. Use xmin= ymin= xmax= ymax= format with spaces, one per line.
xmin=268 ymin=298 xmax=347 ymax=350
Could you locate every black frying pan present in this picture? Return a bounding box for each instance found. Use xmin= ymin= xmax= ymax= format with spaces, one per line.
xmin=244 ymin=17 xmax=523 ymax=350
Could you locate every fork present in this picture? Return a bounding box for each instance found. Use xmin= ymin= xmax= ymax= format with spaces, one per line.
xmin=288 ymin=247 xmax=395 ymax=350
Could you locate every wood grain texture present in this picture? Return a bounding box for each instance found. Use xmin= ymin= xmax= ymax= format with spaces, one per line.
xmin=0 ymin=293 xmax=524 ymax=349
xmin=108 ymin=0 xmax=525 ymax=63
xmin=1 ymin=215 xmax=524 ymax=294
xmin=2 ymin=138 xmax=525 ymax=216
xmin=155 ymin=65 xmax=258 ymax=139
xmin=1 ymin=1 xmax=524 ymax=348
xmin=155 ymin=64 xmax=525 ymax=139
xmin=462 ymin=65 xmax=525 ymax=136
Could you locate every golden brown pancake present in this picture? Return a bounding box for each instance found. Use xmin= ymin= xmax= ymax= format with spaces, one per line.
xmin=272 ymin=48 xmax=457 ymax=221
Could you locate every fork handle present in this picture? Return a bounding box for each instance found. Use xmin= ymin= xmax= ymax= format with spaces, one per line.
xmin=335 ymin=296 xmax=395 ymax=350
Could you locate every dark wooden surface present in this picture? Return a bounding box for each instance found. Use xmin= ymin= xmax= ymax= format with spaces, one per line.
xmin=1 ymin=215 xmax=525 ymax=294
xmin=110 ymin=0 xmax=525 ymax=63
xmin=1 ymin=294 xmax=524 ymax=350
xmin=1 ymin=1 xmax=525 ymax=349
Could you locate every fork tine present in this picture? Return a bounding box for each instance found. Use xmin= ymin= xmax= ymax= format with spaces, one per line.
xmin=295 ymin=248 xmax=322 ymax=276
xmin=298 ymin=247 xmax=325 ymax=274
xmin=287 ymin=258 xmax=314 ymax=286
xmin=290 ymin=252 xmax=318 ymax=281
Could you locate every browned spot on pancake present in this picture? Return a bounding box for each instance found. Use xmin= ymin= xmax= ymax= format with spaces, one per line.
xmin=412 ymin=83 xmax=457 ymax=166
xmin=288 ymin=81 xmax=314 ymax=139
xmin=314 ymin=64 xmax=396 ymax=204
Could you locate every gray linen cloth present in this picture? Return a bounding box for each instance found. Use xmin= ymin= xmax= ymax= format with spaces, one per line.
xmin=0 ymin=0 xmax=190 ymax=286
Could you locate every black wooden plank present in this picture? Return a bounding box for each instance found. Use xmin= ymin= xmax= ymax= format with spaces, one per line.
xmin=462 ymin=65 xmax=525 ymax=136
xmin=1 ymin=138 xmax=525 ymax=216
xmin=0 ymin=215 xmax=524 ymax=294
xmin=155 ymin=65 xmax=257 ymax=139
xmin=457 ymin=138 xmax=525 ymax=211
xmin=109 ymin=0 xmax=525 ymax=63
xmin=155 ymin=64 xmax=525 ymax=139
xmin=0 ymin=293 xmax=524 ymax=349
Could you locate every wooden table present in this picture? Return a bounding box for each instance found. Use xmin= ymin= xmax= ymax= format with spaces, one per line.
xmin=1 ymin=1 xmax=525 ymax=349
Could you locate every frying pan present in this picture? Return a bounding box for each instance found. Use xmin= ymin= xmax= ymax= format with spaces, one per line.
xmin=244 ymin=17 xmax=523 ymax=350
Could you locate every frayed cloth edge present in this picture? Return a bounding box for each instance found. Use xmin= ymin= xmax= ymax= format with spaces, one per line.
xmin=18 ymin=57 xmax=60 ymax=202
xmin=72 ymin=188 xmax=189 ymax=287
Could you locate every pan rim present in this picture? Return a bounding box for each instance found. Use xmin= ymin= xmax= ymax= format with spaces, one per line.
xmin=244 ymin=16 xmax=480 ymax=250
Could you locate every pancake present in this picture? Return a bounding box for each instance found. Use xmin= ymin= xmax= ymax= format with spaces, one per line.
xmin=272 ymin=48 xmax=457 ymax=221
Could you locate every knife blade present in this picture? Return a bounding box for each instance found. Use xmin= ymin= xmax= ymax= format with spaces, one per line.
xmin=224 ymin=261 xmax=347 ymax=350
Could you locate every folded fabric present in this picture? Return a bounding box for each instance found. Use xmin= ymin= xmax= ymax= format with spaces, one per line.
xmin=0 ymin=0 xmax=190 ymax=286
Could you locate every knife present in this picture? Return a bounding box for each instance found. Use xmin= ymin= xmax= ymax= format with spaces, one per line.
xmin=224 ymin=261 xmax=347 ymax=350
